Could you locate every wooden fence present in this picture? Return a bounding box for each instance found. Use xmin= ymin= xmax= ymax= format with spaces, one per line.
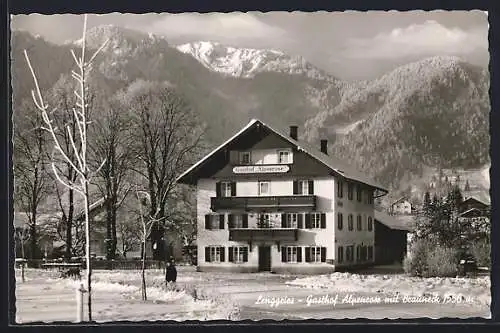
xmin=20 ymin=259 xmax=166 ymax=270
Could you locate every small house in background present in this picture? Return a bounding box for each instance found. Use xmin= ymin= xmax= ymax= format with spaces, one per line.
xmin=459 ymin=197 xmax=490 ymax=217
xmin=374 ymin=210 xmax=413 ymax=265
xmin=389 ymin=197 xmax=414 ymax=215
xmin=13 ymin=212 xmax=60 ymax=259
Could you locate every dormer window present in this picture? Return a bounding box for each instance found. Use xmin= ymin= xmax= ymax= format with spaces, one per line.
xmin=239 ymin=151 xmax=251 ymax=165
xmin=278 ymin=149 xmax=292 ymax=164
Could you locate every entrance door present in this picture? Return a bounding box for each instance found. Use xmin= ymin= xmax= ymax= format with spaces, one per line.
xmin=258 ymin=246 xmax=271 ymax=271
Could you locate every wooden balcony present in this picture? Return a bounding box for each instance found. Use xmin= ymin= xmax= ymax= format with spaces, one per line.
xmin=210 ymin=195 xmax=316 ymax=212
xmin=229 ymin=228 xmax=299 ymax=242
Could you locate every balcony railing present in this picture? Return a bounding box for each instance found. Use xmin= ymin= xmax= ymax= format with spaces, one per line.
xmin=229 ymin=228 xmax=299 ymax=242
xmin=210 ymin=195 xmax=316 ymax=212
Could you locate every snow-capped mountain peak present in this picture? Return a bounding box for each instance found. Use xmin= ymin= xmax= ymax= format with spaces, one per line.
xmin=176 ymin=41 xmax=327 ymax=79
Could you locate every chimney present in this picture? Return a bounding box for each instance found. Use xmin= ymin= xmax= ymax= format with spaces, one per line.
xmin=289 ymin=126 xmax=298 ymax=140
xmin=320 ymin=139 xmax=328 ymax=155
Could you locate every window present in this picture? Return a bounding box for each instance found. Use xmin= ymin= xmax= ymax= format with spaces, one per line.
xmin=205 ymin=214 xmax=225 ymax=230
xmin=311 ymin=213 xmax=321 ymax=229
xmin=356 ymin=245 xmax=362 ymax=262
xmin=338 ymin=246 xmax=344 ymax=264
xmin=286 ymin=213 xmax=298 ymax=228
xmin=258 ymin=181 xmax=270 ymax=195
xmin=356 ymin=185 xmax=362 ymax=202
xmin=240 ymin=151 xmax=251 ymax=165
xmin=337 ymin=180 xmax=344 ymax=198
xmin=337 ymin=213 xmax=343 ymax=230
xmin=348 ymin=214 xmax=354 ymax=231
xmin=294 ymin=180 xmax=314 ymax=195
xmin=278 ymin=150 xmax=292 ymax=164
xmin=346 ymin=245 xmax=354 ymax=262
xmin=205 ymin=246 xmax=225 ymax=262
xmin=217 ymin=181 xmax=235 ymax=197
xmin=258 ymin=214 xmax=271 ymax=228
xmin=221 ymin=181 xmax=233 ymax=197
xmin=347 ymin=183 xmax=354 ymax=200
xmin=229 ymin=246 xmax=248 ymax=263
xmin=368 ymin=246 xmax=373 ymax=260
xmin=306 ymin=213 xmax=325 ymax=229
xmin=357 ymin=215 xmax=362 ymax=231
xmin=282 ymin=246 xmax=301 ymax=263
xmin=368 ymin=190 xmax=374 ymax=204
xmin=229 ymin=214 xmax=247 ymax=229
xmin=306 ymin=246 xmax=326 ymax=263
xmin=367 ymin=217 xmax=373 ymax=231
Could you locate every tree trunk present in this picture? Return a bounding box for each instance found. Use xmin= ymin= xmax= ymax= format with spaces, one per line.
xmin=105 ymin=196 xmax=113 ymax=260
xmin=66 ymin=185 xmax=74 ymax=260
xmin=141 ymin=242 xmax=147 ymax=301
xmin=83 ymin=181 xmax=92 ymax=322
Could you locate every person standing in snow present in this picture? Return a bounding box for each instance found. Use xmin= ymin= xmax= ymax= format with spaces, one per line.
xmin=165 ymin=257 xmax=177 ymax=291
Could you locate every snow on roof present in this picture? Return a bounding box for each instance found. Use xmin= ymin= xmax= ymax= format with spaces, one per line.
xmin=374 ymin=210 xmax=414 ymax=231
xmin=176 ymin=119 xmax=388 ymax=192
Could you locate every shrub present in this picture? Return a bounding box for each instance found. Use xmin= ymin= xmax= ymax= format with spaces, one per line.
xmin=404 ymin=238 xmax=460 ymax=277
xmin=470 ymin=239 xmax=491 ymax=268
xmin=403 ymin=238 xmax=433 ymax=277
xmin=426 ymin=245 xmax=459 ymax=277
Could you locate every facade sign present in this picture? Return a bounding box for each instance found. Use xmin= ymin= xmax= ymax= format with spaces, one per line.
xmin=233 ymin=165 xmax=290 ymax=174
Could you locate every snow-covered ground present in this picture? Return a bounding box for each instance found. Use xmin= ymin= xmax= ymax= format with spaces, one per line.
xmin=15 ymin=268 xmax=239 ymax=323
xmin=286 ymin=271 xmax=491 ymax=308
xmin=15 ymin=266 xmax=490 ymax=322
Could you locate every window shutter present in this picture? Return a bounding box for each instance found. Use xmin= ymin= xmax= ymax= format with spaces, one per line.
xmin=219 ymin=214 xmax=225 ymax=229
xmin=293 ymin=181 xmax=298 ymax=195
xmin=205 ymin=247 xmax=211 ymax=262
xmin=297 ymin=213 xmax=303 ymax=229
xmin=243 ymin=248 xmax=248 ymax=262
xmin=242 ymin=214 xmax=248 ymax=228
xmin=281 ymin=247 xmax=286 ymax=262
xmin=321 ymin=213 xmax=326 ymax=229
xmin=305 ymin=247 xmax=311 ymax=262
xmin=308 ymin=180 xmax=314 ymax=195
xmin=228 ymin=214 xmax=234 ymax=229
xmin=228 ymin=247 xmax=234 ymax=263
xmin=305 ymin=213 xmax=311 ymax=229
xmin=231 ymin=182 xmax=236 ymax=196
xmin=281 ymin=213 xmax=286 ymax=228
xmin=297 ymin=247 xmax=302 ymax=262
xmin=205 ymin=215 xmax=211 ymax=230
xmin=220 ymin=247 xmax=225 ymax=262
xmin=321 ymin=247 xmax=326 ymax=262
xmin=216 ymin=182 xmax=221 ymax=197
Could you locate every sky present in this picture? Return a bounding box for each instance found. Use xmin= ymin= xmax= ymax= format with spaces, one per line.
xmin=11 ymin=11 xmax=489 ymax=81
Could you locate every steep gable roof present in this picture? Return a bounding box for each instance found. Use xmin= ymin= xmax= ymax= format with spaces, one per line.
xmin=374 ymin=210 xmax=414 ymax=231
xmin=176 ymin=119 xmax=388 ymax=193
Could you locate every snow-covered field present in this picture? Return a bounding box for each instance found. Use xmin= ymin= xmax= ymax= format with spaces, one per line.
xmin=14 ymin=266 xmax=491 ymax=323
xmin=286 ymin=271 xmax=491 ymax=307
xmin=15 ymin=268 xmax=239 ymax=323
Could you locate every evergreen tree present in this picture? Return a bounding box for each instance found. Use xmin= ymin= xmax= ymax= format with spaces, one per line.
xmin=464 ymin=179 xmax=471 ymax=191
xmin=423 ymin=191 xmax=431 ymax=217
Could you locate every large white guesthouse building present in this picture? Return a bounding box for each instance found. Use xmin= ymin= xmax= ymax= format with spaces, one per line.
xmin=176 ymin=119 xmax=388 ymax=274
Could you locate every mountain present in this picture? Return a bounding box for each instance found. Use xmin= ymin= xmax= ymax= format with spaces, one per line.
xmin=12 ymin=26 xmax=343 ymax=144
xmin=176 ymin=41 xmax=330 ymax=80
xmin=11 ymin=26 xmax=490 ymax=200
xmin=303 ymin=55 xmax=490 ymax=196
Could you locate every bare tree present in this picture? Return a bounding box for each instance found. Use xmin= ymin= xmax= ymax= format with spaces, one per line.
xmin=89 ymin=97 xmax=134 ymax=260
xmin=124 ymin=80 xmax=204 ymax=261
xmin=168 ymin=186 xmax=197 ymax=263
xmin=13 ymin=99 xmax=51 ymax=260
xmin=45 ymin=76 xmax=86 ymax=259
xmin=24 ymin=14 xmax=108 ymax=321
